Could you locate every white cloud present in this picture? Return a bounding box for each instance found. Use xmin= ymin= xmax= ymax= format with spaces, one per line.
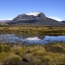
xmin=48 ymin=16 xmax=62 ymax=22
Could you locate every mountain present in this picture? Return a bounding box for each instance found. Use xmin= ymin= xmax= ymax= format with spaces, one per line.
xmin=7 ymin=12 xmax=65 ymax=26
xmin=0 ymin=20 xmax=11 ymax=22
xmin=0 ymin=20 xmax=11 ymax=26
xmin=61 ymin=21 xmax=65 ymax=23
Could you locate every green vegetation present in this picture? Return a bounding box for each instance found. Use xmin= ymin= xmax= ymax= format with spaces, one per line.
xmin=0 ymin=42 xmax=65 ymax=65
xmin=0 ymin=26 xmax=65 ymax=36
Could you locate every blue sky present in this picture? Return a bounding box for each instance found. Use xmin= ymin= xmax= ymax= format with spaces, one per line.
xmin=0 ymin=0 xmax=65 ymax=21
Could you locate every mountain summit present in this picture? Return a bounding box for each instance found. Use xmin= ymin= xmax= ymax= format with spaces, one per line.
xmin=25 ymin=12 xmax=44 ymax=16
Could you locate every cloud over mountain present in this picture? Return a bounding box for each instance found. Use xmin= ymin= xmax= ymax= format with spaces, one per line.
xmin=48 ymin=16 xmax=62 ymax=22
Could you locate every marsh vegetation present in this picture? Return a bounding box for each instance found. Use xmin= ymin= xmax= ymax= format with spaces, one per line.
xmin=0 ymin=42 xmax=65 ymax=65
xmin=0 ymin=26 xmax=65 ymax=36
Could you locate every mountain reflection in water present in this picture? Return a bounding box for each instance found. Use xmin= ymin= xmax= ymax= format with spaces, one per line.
xmin=0 ymin=34 xmax=65 ymax=44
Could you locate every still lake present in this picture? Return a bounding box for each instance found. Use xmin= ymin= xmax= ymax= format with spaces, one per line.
xmin=0 ymin=34 xmax=65 ymax=44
